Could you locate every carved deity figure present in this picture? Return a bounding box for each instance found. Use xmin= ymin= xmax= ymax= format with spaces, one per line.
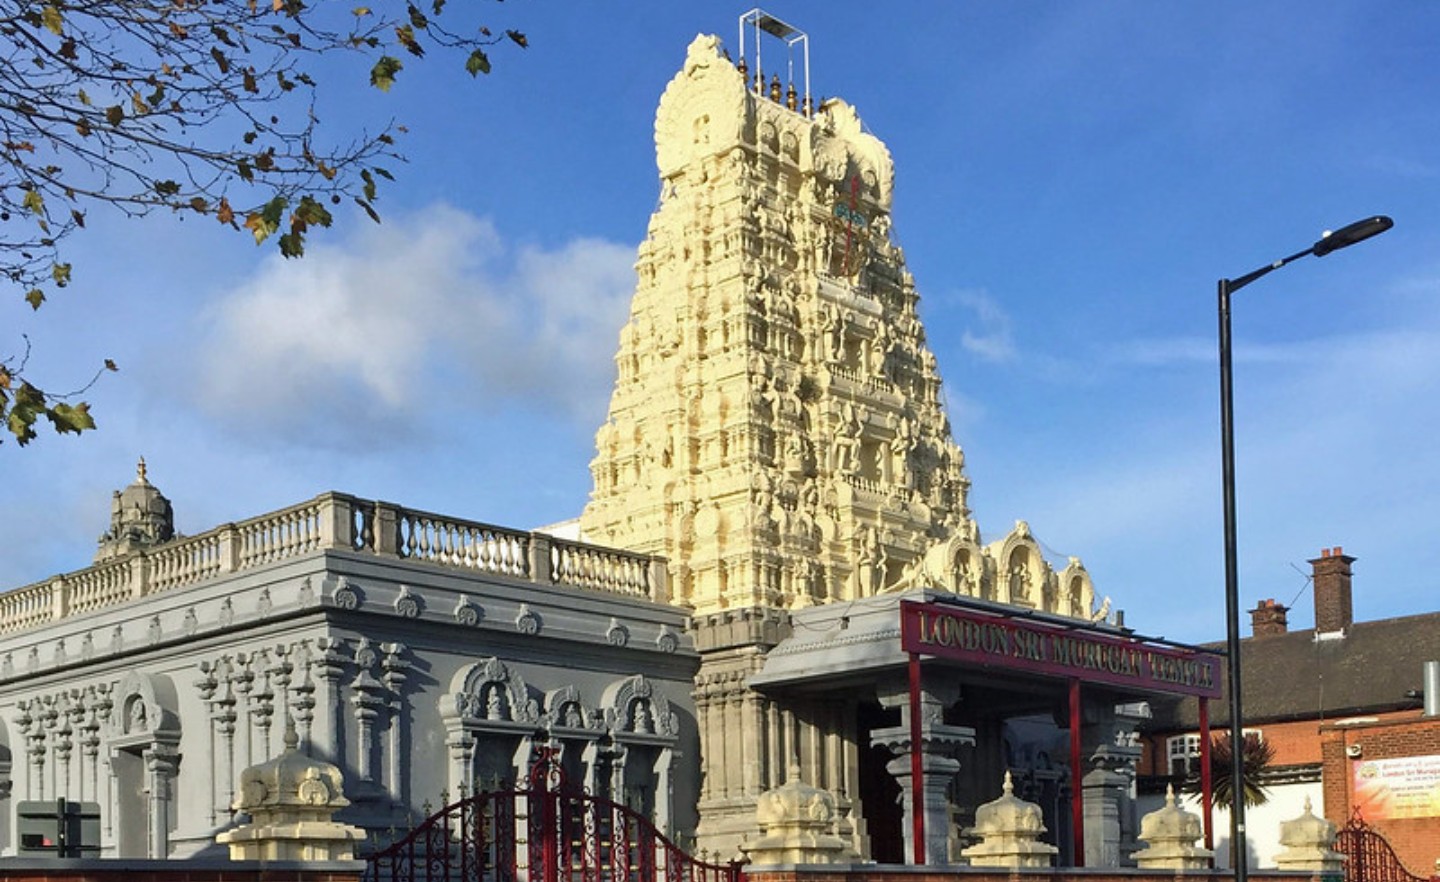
xmin=127 ymin=697 xmax=147 ymax=732
xmin=832 ymin=404 xmax=861 ymax=472
xmin=1008 ymin=562 xmax=1031 ymax=603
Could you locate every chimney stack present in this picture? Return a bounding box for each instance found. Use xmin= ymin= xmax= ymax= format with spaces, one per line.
xmin=1249 ymin=598 xmax=1289 ymax=637
xmin=1310 ymin=546 xmax=1355 ymax=635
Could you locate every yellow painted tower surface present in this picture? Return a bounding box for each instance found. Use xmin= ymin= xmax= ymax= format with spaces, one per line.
xmin=581 ymin=35 xmax=1096 ymax=621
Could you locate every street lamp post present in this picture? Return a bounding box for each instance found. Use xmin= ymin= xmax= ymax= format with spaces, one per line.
xmin=1218 ymin=215 xmax=1392 ymax=882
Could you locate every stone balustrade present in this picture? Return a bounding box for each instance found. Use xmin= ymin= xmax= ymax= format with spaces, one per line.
xmin=0 ymin=492 xmax=666 ymax=636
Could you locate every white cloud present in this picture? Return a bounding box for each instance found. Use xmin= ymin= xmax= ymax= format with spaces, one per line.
xmin=186 ymin=205 xmax=636 ymax=449
xmin=951 ymin=288 xmax=1017 ymax=363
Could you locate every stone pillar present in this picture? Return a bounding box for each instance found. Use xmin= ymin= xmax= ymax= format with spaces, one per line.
xmin=1081 ymin=705 xmax=1141 ymax=868
xmin=144 ymin=744 xmax=179 ymax=858
xmin=872 ymin=675 xmax=974 ymax=864
xmin=1083 ymin=748 xmax=1131 ymax=867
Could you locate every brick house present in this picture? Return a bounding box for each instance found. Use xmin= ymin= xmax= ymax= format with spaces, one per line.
xmin=1140 ymin=548 xmax=1440 ymax=874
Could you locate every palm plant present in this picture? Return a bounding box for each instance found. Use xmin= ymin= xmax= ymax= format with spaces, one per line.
xmin=1184 ymin=731 xmax=1275 ymax=809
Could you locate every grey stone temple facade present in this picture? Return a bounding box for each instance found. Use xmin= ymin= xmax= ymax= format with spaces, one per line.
xmin=0 ymin=25 xmax=1168 ymax=866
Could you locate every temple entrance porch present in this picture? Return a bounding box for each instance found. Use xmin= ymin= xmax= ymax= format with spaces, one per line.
xmin=729 ymin=589 xmax=1219 ymax=867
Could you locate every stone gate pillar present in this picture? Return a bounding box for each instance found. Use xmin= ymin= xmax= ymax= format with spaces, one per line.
xmin=873 ymin=675 xmax=974 ymax=864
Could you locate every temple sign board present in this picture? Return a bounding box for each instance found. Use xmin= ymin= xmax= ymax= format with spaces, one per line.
xmin=900 ymin=601 xmax=1222 ymax=699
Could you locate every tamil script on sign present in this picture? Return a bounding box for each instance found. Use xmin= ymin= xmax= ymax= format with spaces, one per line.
xmin=1353 ymin=755 xmax=1440 ymax=820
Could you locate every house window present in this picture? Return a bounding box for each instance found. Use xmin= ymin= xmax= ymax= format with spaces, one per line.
xmin=1167 ymin=734 xmax=1202 ymax=776
xmin=1167 ymin=729 xmax=1263 ymax=777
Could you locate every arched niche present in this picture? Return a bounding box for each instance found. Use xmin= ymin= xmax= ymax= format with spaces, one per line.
xmin=989 ymin=521 xmax=1048 ymax=609
xmin=440 ymin=658 xmax=541 ymax=796
xmin=541 ymin=684 xmax=605 ymax=791
xmin=1056 ymin=557 xmax=1096 ymax=621
xmin=915 ymin=533 xmax=986 ymax=597
xmin=107 ymin=672 xmax=180 ymax=857
xmin=596 ymin=675 xmax=680 ymax=833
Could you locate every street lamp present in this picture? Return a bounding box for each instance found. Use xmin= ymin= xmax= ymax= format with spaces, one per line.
xmin=1218 ymin=214 xmax=1392 ymax=882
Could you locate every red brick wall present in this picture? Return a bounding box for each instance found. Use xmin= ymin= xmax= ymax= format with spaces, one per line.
xmin=747 ymin=869 xmax=1355 ymax=882
xmin=1320 ymin=714 xmax=1440 ymax=876
xmin=0 ymin=862 xmax=363 ymax=882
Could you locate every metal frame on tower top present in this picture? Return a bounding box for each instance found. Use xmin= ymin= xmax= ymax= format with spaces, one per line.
xmin=738 ymin=9 xmax=810 ymax=113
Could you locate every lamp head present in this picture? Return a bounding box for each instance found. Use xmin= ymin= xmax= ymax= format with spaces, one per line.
xmin=1312 ymin=216 xmax=1393 ymax=257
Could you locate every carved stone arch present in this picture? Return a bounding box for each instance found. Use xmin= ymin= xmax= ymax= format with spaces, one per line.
xmin=918 ymin=533 xmax=985 ymax=597
xmin=780 ymin=127 xmax=801 ymax=163
xmin=109 ymin=671 xmax=180 ymax=742
xmin=107 ymin=671 xmax=181 ymax=857
xmin=989 ymin=522 xmax=1048 ymax=608
xmin=654 ymin=35 xmax=751 ymax=179
xmin=542 ymin=685 xmax=602 ymax=734
xmin=600 ymin=675 xmax=679 ymax=742
xmin=595 ymin=675 xmax=680 ymax=829
xmin=1057 ymin=557 xmax=1095 ymax=621
xmin=444 ymin=657 xmax=540 ymax=726
xmin=758 ymin=119 xmax=780 ymax=154
xmin=441 ymin=659 xmax=543 ymax=799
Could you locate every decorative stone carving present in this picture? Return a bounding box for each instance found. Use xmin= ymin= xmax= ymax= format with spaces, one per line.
xmin=605 ymin=617 xmax=630 ymax=647
xmin=515 ymin=603 xmax=541 ymax=635
xmin=331 ymin=577 xmax=361 ymax=610
xmin=393 ymin=585 xmax=421 ymax=619
xmin=297 ymin=576 xmax=315 ymax=607
xmin=579 ymin=32 xmax=977 ymax=616
xmin=1132 ymin=784 xmax=1213 ymax=870
xmin=1273 ymin=796 xmax=1345 ymax=873
xmin=959 ymin=771 xmax=1059 ymax=868
xmin=216 ymin=721 xmax=367 ymax=861
xmin=741 ymin=765 xmax=859 ymax=865
xmin=453 ymin=594 xmax=482 ymax=625
xmin=95 ymin=458 xmax=176 ymax=562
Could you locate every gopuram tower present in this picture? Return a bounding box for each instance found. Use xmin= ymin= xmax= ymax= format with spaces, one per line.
xmin=582 ymin=21 xmax=1103 ymax=858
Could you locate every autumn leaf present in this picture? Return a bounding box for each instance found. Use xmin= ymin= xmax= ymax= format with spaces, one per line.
xmin=48 ymin=402 xmax=96 ymax=435
xmin=370 ymin=55 xmax=402 ymax=91
xmin=41 ymin=5 xmax=63 ymax=36
xmin=465 ymin=49 xmax=490 ymax=76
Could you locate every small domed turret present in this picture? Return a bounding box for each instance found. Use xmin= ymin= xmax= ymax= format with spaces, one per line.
xmin=95 ymin=457 xmax=176 ymax=562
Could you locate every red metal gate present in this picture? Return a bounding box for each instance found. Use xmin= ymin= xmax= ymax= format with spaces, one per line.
xmin=364 ymin=752 xmax=742 ymax=882
xmin=1334 ymin=812 xmax=1426 ymax=882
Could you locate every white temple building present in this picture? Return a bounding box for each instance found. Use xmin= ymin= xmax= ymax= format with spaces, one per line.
xmin=0 ymin=19 xmax=1215 ymax=867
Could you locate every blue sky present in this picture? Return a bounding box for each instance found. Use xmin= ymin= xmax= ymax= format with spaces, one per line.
xmin=3 ymin=3 xmax=1437 ymax=647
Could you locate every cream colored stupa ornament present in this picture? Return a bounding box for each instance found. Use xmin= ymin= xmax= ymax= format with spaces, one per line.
xmin=741 ymin=763 xmax=859 ymax=865
xmin=217 ymin=720 xmax=367 ymax=861
xmin=1132 ymin=784 xmax=1214 ymax=870
xmin=959 ymin=771 xmax=1058 ymax=868
xmin=1273 ymin=796 xmax=1345 ymax=873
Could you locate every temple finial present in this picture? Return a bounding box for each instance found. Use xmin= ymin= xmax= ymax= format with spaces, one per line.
xmin=136 ymin=456 xmax=148 ymax=484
